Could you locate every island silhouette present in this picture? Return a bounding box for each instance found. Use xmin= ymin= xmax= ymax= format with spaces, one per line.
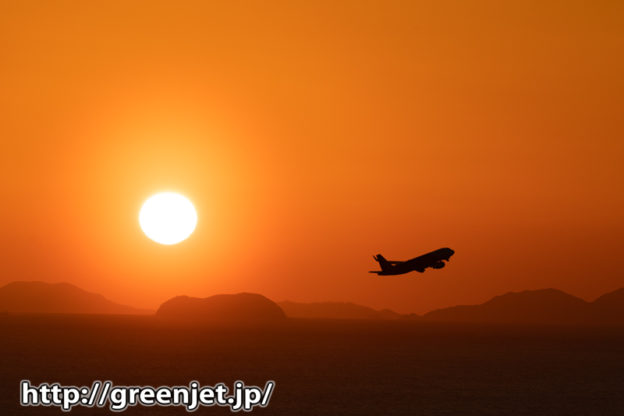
xmin=279 ymin=300 xmax=402 ymax=320
xmin=2 ymin=281 xmax=622 ymax=325
xmin=0 ymin=281 xmax=151 ymax=315
xmin=157 ymin=293 xmax=286 ymax=324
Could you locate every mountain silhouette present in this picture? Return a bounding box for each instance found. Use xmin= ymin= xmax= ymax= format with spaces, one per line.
xmin=156 ymin=293 xmax=287 ymax=324
xmin=2 ymin=281 xmax=623 ymax=325
xmin=422 ymin=288 xmax=624 ymax=324
xmin=589 ymin=288 xmax=624 ymax=324
xmin=0 ymin=281 xmax=149 ymax=315
xmin=592 ymin=288 xmax=624 ymax=308
xmin=424 ymin=289 xmax=592 ymax=324
xmin=279 ymin=301 xmax=401 ymax=320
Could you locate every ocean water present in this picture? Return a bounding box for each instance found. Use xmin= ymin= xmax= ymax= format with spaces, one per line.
xmin=1 ymin=315 xmax=623 ymax=415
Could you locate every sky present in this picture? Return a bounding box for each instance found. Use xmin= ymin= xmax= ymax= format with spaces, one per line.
xmin=1 ymin=0 xmax=623 ymax=314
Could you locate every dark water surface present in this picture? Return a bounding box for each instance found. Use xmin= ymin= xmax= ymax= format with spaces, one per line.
xmin=1 ymin=315 xmax=623 ymax=415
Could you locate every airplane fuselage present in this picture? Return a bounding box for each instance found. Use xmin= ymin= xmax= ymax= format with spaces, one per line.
xmin=370 ymin=248 xmax=454 ymax=276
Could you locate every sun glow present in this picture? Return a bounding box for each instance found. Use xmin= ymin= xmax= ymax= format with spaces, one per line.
xmin=139 ymin=192 xmax=197 ymax=245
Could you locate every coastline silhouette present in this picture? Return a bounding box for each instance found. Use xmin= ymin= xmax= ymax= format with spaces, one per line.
xmin=2 ymin=281 xmax=623 ymax=326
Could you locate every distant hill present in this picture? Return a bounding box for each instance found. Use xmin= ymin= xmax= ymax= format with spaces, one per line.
xmin=279 ymin=301 xmax=401 ymax=320
xmin=157 ymin=293 xmax=287 ymax=323
xmin=592 ymin=288 xmax=624 ymax=309
xmin=0 ymin=281 xmax=150 ymax=315
xmin=589 ymin=288 xmax=624 ymax=324
xmin=2 ymin=280 xmax=623 ymax=325
xmin=424 ymin=288 xmax=624 ymax=325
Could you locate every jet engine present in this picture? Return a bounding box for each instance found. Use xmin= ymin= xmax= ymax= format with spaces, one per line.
xmin=431 ymin=261 xmax=445 ymax=269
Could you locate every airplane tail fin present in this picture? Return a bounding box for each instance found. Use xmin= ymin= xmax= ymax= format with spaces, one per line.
xmin=373 ymin=254 xmax=391 ymax=272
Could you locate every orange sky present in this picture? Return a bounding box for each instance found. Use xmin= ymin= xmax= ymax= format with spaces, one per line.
xmin=1 ymin=1 xmax=623 ymax=314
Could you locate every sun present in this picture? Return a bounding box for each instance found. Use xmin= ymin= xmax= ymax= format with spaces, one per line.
xmin=139 ymin=192 xmax=198 ymax=245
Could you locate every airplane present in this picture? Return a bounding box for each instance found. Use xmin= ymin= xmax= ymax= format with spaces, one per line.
xmin=369 ymin=248 xmax=455 ymax=276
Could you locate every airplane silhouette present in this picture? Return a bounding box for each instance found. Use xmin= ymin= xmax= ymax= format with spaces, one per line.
xmin=369 ymin=248 xmax=455 ymax=275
